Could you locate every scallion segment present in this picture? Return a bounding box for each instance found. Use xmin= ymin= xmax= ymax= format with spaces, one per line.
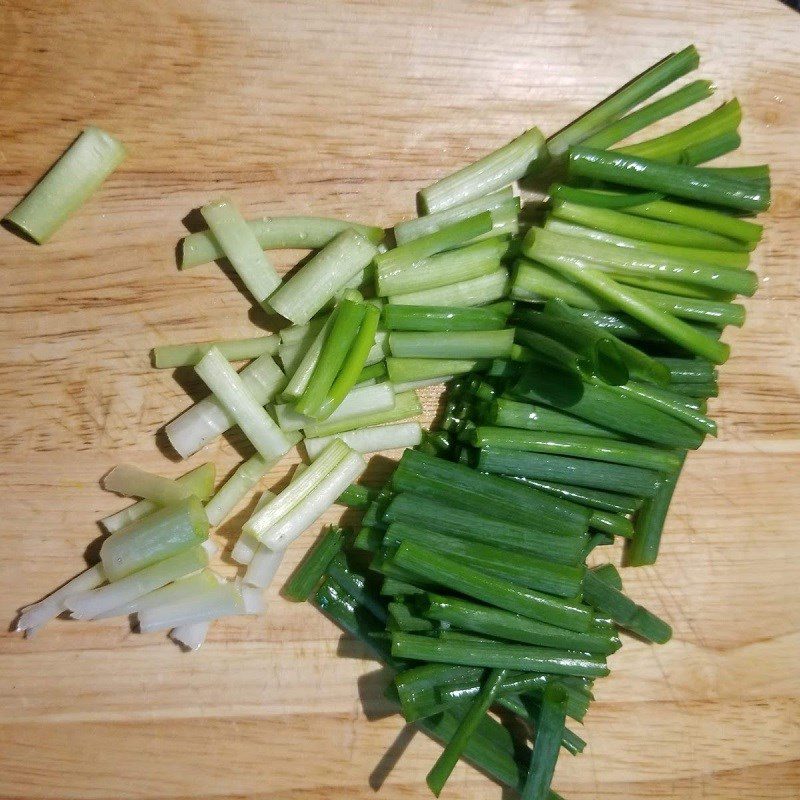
xmin=521 ymin=684 xmax=569 ymax=800
xmin=304 ymin=421 xmax=423 ymax=459
xmin=389 ymin=268 xmax=510 ymax=307
xmin=283 ymin=527 xmax=345 ymax=601
xmin=152 ymin=335 xmax=279 ymax=368
xmin=382 ymin=302 xmax=512 ymax=332
xmin=389 ymin=329 xmax=515 ymax=360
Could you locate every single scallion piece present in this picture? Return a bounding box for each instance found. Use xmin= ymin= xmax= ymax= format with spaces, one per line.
xmin=590 ymin=563 xmax=623 ymax=590
xmin=418 ymin=128 xmax=545 ymax=213
xmin=514 ymin=477 xmax=642 ymax=515
xmin=389 ymin=268 xmax=510 ymax=307
xmin=283 ymin=527 xmax=345 ymax=601
xmin=387 ymin=357 xmax=489 ymax=384
xmin=102 ymin=464 xmax=193 ymax=506
xmin=679 ymin=131 xmax=742 ymax=165
xmin=336 ymin=483 xmax=380 ymax=509
xmin=5 ymin=127 xmax=127 ymax=244
xmin=302 ymin=389 xmax=422 ymax=438
xmin=521 ymin=684 xmax=569 ymax=800
xmin=389 ymin=329 xmax=515 ymax=360
xmin=152 ymin=335 xmax=279 ymax=368
xmin=382 ymin=302 xmax=512 ymax=332
xmin=304 ymin=421 xmax=423 ymax=459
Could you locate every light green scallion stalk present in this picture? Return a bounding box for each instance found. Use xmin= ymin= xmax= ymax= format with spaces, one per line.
xmin=303 ymin=421 xmax=423 ymax=459
xmin=389 ymin=269 xmax=509 ymax=307
xmin=387 ymin=358 xmax=488 ymax=384
xmin=103 ymin=464 xmax=192 ymax=506
xmin=389 ymin=329 xmax=516 ymax=360
xmin=152 ymin=335 xmax=279 ymax=368
xmin=302 ymin=390 xmax=422 ymax=438
xmin=4 ymin=127 xmax=127 ymax=244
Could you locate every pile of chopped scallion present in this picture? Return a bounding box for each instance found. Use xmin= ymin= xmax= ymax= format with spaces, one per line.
xmin=9 ymin=44 xmax=768 ymax=799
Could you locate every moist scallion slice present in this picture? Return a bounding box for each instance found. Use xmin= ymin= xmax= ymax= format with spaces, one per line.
xmin=382 ymin=301 xmax=512 ymax=332
xmin=521 ymin=684 xmax=569 ymax=800
xmin=304 ymin=421 xmax=423 ymax=459
xmin=5 ymin=127 xmax=127 ymax=244
xmin=418 ymin=128 xmax=545 ymax=213
xmin=514 ymin=478 xmax=642 ymax=515
xmin=389 ymin=268 xmax=510 ymax=307
xmin=283 ymin=527 xmax=345 ymax=601
xmin=102 ymin=464 xmax=193 ymax=506
xmin=302 ymin=389 xmax=422 ymax=438
xmin=152 ymin=335 xmax=279 ymax=368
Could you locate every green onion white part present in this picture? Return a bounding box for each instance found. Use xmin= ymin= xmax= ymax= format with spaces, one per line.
xmin=152 ymin=335 xmax=279 ymax=369
xmin=138 ymin=580 xmax=264 ymax=633
xmin=166 ymin=354 xmax=286 ymax=458
xmin=244 ymin=545 xmax=287 ymax=589
xmin=200 ymin=197 xmax=281 ymax=307
xmin=103 ymin=464 xmax=191 ymax=505
xmin=15 ymin=564 xmax=107 ymax=635
xmin=269 ymin=229 xmax=379 ymax=324
xmin=99 ymin=463 xmax=215 ymax=533
xmin=388 ymin=268 xmax=509 ymax=307
xmin=230 ymin=490 xmax=275 ymax=565
xmin=66 ymin=545 xmax=210 ymax=620
xmin=388 ymin=329 xmax=516 ymax=359
xmin=274 ymin=382 xmax=396 ymax=433
xmin=279 ymin=316 xmax=329 ymax=346
xmin=280 ymin=317 xmax=335 ymax=400
xmin=418 ymin=127 xmax=545 ymax=213
xmin=4 ymin=127 xmax=127 ymax=244
xmin=303 ymin=421 xmax=423 ymax=459
xmin=259 ymin=450 xmax=366 ymax=549
xmin=170 ymin=620 xmax=211 ymax=651
xmin=194 ymin=348 xmax=292 ymax=460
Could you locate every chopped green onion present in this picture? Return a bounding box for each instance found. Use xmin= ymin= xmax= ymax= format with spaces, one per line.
xmin=418 ymin=128 xmax=545 ymax=213
xmin=280 ymin=316 xmax=336 ymax=401
xmin=327 ymin=554 xmax=388 ymax=622
xmin=387 ymin=357 xmax=488 ymax=383
xmin=586 ymin=508 xmax=634 ymax=538
xmin=394 ymin=187 xmax=514 ymax=244
xmin=383 ymin=302 xmax=512 ymax=332
xmin=180 ymin=217 xmax=384 ymax=268
xmin=521 ymin=684 xmax=568 ymax=800
xmin=471 ymin=427 xmax=682 ymax=472
xmin=567 ymin=146 xmax=770 ymax=213
xmin=613 ymin=379 xmax=717 ymax=435
xmin=354 ymin=361 xmax=387 ymax=385
xmin=243 ymin=540 xmax=288 ymax=589
xmin=166 ymin=353 xmax=285 ymax=458
xmin=389 ymin=329 xmax=515 ymax=360
xmin=389 ymin=268 xmax=510 ymax=307
xmin=200 ymin=197 xmax=281 ymax=306
xmin=582 ymin=79 xmax=714 ymax=150
xmin=302 ymin=389 xmax=422 ymax=438
xmin=304 ymin=421 xmax=423 ymax=459
xmin=102 ymin=464 xmax=193 ymax=506
xmin=546 ymin=46 xmax=700 ymax=160
xmin=279 ymin=316 xmax=329 ymax=346
xmin=479 ymin=448 xmax=664 ymax=498
xmin=669 ymin=380 xmax=718 ymax=398
xmin=283 ymin=527 xmax=345 ymax=601
xmin=269 ymin=229 xmax=379 ymax=324
xmin=152 ymin=335 xmax=279 ymax=368
xmin=336 ymin=483 xmax=380 ymax=509
xmin=100 ymin=496 xmax=208 ymax=581
xmin=590 ymin=563 xmax=623 ymax=590
xmin=388 ymin=600 xmax=436 ymax=632
xmin=679 ymin=131 xmax=742 ymax=165
xmin=514 ymin=478 xmax=642 ymax=515
xmin=426 ymin=667 xmax=508 ymax=796
xmin=4 ymin=127 xmax=127 ymax=244
xmin=391 ymin=632 xmax=608 ymax=678
xmin=194 ymin=348 xmax=292 ymax=459
xmin=99 ymin=463 xmax=216 ymax=534
xmin=392 ymin=541 xmax=593 ymax=632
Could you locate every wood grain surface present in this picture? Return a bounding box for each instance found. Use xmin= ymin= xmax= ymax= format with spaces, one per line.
xmin=1 ymin=1 xmax=799 ymax=798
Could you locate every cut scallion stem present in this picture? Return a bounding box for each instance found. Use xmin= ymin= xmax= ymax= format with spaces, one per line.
xmin=479 ymin=448 xmax=664 ymax=498
xmin=102 ymin=464 xmax=192 ymax=506
xmin=100 ymin=496 xmax=208 ymax=581
xmin=377 ymin=237 xmax=509 ymax=296
xmin=590 ymin=563 xmax=623 ymax=590
xmin=382 ymin=302 xmax=512 ymax=332
xmin=169 ymin=620 xmax=210 ymax=651
xmin=394 ymin=187 xmax=514 ymax=245
xmin=5 ymin=127 xmax=127 ymax=244
xmin=269 ymin=229 xmax=379 ymax=324
xmin=587 ymin=508 xmax=634 ymax=538
xmin=200 ymin=197 xmax=281 ymax=307
xmin=392 ymin=541 xmax=593 ymax=632
xmin=195 ymin=348 xmax=292 ymax=459
xmin=515 ymin=478 xmax=642 ymax=515
xmin=581 ymin=79 xmax=714 ymax=150
xmin=242 ymin=541 xmax=287 ymax=589
xmin=336 ymin=483 xmax=379 ymax=509
xmin=418 ymin=128 xmax=546 ymax=213
xmin=283 ymin=527 xmax=345 ymax=601
xmin=387 ymin=357 xmax=489 ymax=384
xmin=471 ymin=427 xmax=682 ymax=472
xmin=521 ymin=684 xmax=568 ymax=800
xmin=304 ymin=421 xmax=423 ymax=459
xmin=180 ymin=217 xmax=384 ymax=268
xmin=613 ymin=379 xmax=717 ymax=435
xmin=669 ymin=381 xmax=718 ymax=398
xmin=152 ymin=335 xmax=279 ymax=368
xmin=680 ymin=131 xmax=742 ymax=165
xmin=567 ymin=146 xmax=770 ymax=213
xmin=166 ymin=353 xmax=286 ymax=458
xmin=389 ymin=329 xmax=515 ymax=360
xmin=546 ymin=46 xmax=700 ymax=160
xmin=327 ymin=554 xmax=388 ymax=623
xmin=302 ymin=389 xmax=422 ymax=438
xmin=355 ymin=361 xmax=387 ymax=385
xmin=389 ymin=268 xmax=510 ymax=307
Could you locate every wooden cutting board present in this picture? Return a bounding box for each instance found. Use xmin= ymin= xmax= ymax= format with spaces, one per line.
xmin=1 ymin=1 xmax=798 ymax=797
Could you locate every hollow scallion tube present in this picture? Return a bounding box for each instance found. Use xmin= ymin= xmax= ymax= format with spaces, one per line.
xmin=389 ymin=268 xmax=509 ymax=307
xmin=679 ymin=131 xmax=742 ymax=165
xmin=355 ymin=361 xmax=387 ymax=385
xmin=389 ymin=329 xmax=515 ymax=360
xmin=567 ymin=146 xmax=770 ymax=213
xmin=394 ymin=187 xmax=515 ymax=244
xmin=386 ymin=357 xmax=488 ymax=384
xmin=582 ymin=571 xmax=672 ymax=643
xmin=200 ymin=197 xmax=281 ymax=307
xmin=384 ymin=520 xmax=584 ymax=597
xmin=613 ymin=379 xmax=716 ymax=435
xmin=590 ymin=563 xmax=623 ymax=590
xmin=471 ymin=427 xmax=681 ymax=472
xmin=152 ymin=335 xmax=279 ymax=368
xmin=546 ymin=46 xmax=699 ymax=160
xmin=280 ymin=316 xmax=337 ymax=401
xmin=383 ymin=301 xmax=512 ymax=332
xmin=103 ymin=464 xmax=192 ymax=505
xmin=581 ymin=79 xmax=714 ymax=150
xmin=514 ymin=478 xmax=642 ymax=515
xmin=302 ymin=389 xmax=422 ymax=438
xmin=479 ymin=448 xmax=664 ymax=498
xmin=270 ymin=229 xmax=379 ymax=324
xmin=485 ymin=397 xmax=624 ymax=439
xmin=99 ymin=463 xmax=216 ymax=533
xmin=230 ymin=489 xmax=274 ymax=565
xmin=317 ymin=304 xmax=381 ymax=419
xmin=426 ymin=667 xmax=508 ymax=797
xmin=284 ymin=527 xmax=347 ymax=594
xmin=392 ymin=541 xmax=593 ymax=632
xmin=166 ymin=354 xmax=286 ymax=458
xmin=655 ymin=357 xmax=717 ymax=384
xmin=521 ymin=684 xmax=569 ymax=800
xmin=180 ymin=217 xmax=384 ymax=268
xmin=418 ymin=128 xmax=545 ymax=213
xmin=67 ymin=545 xmax=209 ymax=620
xmin=336 ymin=483 xmax=379 ymax=509
xmin=4 ymin=127 xmax=127 ymax=244
xmin=615 ymin=98 xmax=741 ymax=161
xmin=384 ymin=494 xmax=588 ymax=566
xmin=304 ymin=421 xmax=423 ymax=459
xmin=377 ymin=236 xmax=508 ymax=296
xmin=100 ymin=497 xmax=208 ymax=581
xmin=550 ymin=199 xmax=747 ymax=252
xmin=669 ymin=381 xmax=718 ymax=398
xmin=296 ymin=300 xmax=366 ymax=418
xmin=195 ymin=348 xmax=292 ymax=459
